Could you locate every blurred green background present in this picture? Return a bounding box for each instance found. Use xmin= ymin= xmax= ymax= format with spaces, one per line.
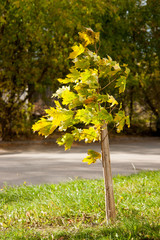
xmin=0 ymin=0 xmax=160 ymax=140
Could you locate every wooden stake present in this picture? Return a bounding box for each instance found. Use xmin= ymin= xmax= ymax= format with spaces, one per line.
xmin=101 ymin=123 xmax=116 ymax=223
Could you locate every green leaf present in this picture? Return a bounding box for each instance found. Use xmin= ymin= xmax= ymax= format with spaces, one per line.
xmin=82 ymin=149 xmax=101 ymax=165
xmin=81 ymin=127 xmax=100 ymax=143
xmin=97 ymin=95 xmax=109 ymax=103
xmin=114 ymin=110 xmax=126 ymax=133
xmin=107 ymin=70 xmax=120 ymax=77
xmin=72 ymin=126 xmax=100 ymax=143
xmin=115 ymin=76 xmax=126 ymax=93
xmin=67 ymin=68 xmax=81 ymax=81
xmin=69 ymin=44 xmax=85 ymax=59
xmin=58 ymin=117 xmax=79 ymax=131
xmin=74 ymin=58 xmax=90 ymax=69
xmin=57 ymin=68 xmax=80 ymax=85
xmin=125 ymin=67 xmax=130 ymax=75
xmin=57 ymin=133 xmax=74 ymax=150
xmin=74 ymin=83 xmax=89 ymax=97
xmin=98 ymin=108 xmax=113 ymax=123
xmin=114 ymin=111 xmax=130 ymax=132
xmin=75 ymin=108 xmax=94 ymax=124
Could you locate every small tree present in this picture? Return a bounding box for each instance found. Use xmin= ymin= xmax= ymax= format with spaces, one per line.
xmin=32 ymin=29 xmax=130 ymax=223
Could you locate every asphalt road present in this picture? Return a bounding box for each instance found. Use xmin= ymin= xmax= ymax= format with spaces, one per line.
xmin=0 ymin=137 xmax=160 ymax=187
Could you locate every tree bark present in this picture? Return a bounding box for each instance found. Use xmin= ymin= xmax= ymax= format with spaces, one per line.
xmin=129 ymin=86 xmax=134 ymax=125
xmin=101 ymin=123 xmax=116 ymax=223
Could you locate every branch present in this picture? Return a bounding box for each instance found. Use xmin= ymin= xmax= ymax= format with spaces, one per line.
xmin=97 ymin=39 xmax=101 ymax=54
xmin=100 ymin=78 xmax=117 ymax=91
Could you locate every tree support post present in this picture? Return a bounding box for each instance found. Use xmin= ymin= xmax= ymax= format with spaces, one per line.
xmin=101 ymin=123 xmax=116 ymax=223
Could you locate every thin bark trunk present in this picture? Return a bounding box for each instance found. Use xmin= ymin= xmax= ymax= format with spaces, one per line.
xmin=139 ymin=82 xmax=159 ymax=118
xmin=129 ymin=86 xmax=134 ymax=125
xmin=101 ymin=123 xmax=116 ymax=223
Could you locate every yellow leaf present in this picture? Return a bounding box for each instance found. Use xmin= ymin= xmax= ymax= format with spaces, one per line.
xmin=32 ymin=118 xmax=56 ymax=137
xmin=79 ymin=29 xmax=100 ymax=46
xmin=57 ymin=133 xmax=74 ymax=150
xmin=95 ymin=32 xmax=100 ymax=41
xmin=79 ymin=32 xmax=94 ymax=46
xmin=69 ymin=44 xmax=85 ymax=59
xmin=82 ymin=156 xmax=96 ymax=165
xmin=107 ymin=94 xmax=118 ymax=107
xmin=82 ymin=149 xmax=101 ymax=165
xmin=114 ymin=110 xmax=126 ymax=133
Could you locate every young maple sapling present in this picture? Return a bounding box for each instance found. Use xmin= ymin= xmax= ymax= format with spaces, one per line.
xmin=32 ymin=28 xmax=130 ymax=223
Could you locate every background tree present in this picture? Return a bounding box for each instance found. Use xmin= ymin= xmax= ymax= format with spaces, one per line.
xmin=0 ymin=0 xmax=111 ymax=140
xmin=100 ymin=0 xmax=160 ymax=132
xmin=32 ymin=29 xmax=130 ymax=223
xmin=1 ymin=0 xmax=159 ymax=140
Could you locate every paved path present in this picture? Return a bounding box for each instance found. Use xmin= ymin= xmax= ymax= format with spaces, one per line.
xmin=0 ymin=137 xmax=160 ymax=187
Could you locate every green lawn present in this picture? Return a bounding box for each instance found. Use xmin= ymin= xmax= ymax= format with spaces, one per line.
xmin=0 ymin=171 xmax=159 ymax=239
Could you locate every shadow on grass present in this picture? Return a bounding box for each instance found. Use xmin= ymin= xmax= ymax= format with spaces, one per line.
xmin=1 ymin=222 xmax=160 ymax=240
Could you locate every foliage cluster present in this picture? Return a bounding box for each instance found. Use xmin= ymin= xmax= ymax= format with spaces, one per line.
xmin=100 ymin=0 xmax=160 ymax=130
xmin=32 ymin=29 xmax=130 ymax=164
xmin=0 ymin=171 xmax=159 ymax=239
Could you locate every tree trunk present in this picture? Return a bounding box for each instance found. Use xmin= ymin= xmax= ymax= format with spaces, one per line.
xmin=129 ymin=86 xmax=134 ymax=125
xmin=101 ymin=123 xmax=116 ymax=223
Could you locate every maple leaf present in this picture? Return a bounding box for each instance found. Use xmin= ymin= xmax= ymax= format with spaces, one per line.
xmin=44 ymin=107 xmax=74 ymax=132
xmin=81 ymin=127 xmax=100 ymax=143
xmin=98 ymin=108 xmax=113 ymax=123
xmin=75 ymin=108 xmax=94 ymax=124
xmin=115 ymin=76 xmax=126 ymax=93
xmin=32 ymin=118 xmax=56 ymax=137
xmin=84 ymin=96 xmax=97 ymax=105
xmin=72 ymin=126 xmax=100 ymax=143
xmin=82 ymin=149 xmax=101 ymax=165
xmin=80 ymin=69 xmax=91 ymax=83
xmin=67 ymin=68 xmax=81 ymax=80
xmin=107 ymin=94 xmax=118 ymax=107
xmin=79 ymin=29 xmax=100 ymax=47
xmin=98 ymin=95 xmax=109 ymax=103
xmin=57 ymin=133 xmax=74 ymax=150
xmin=61 ymin=89 xmax=78 ymax=106
xmin=114 ymin=110 xmax=126 ymax=133
xmin=57 ymin=78 xmax=73 ymax=84
xmin=74 ymin=58 xmax=90 ymax=69
xmin=53 ymin=86 xmax=70 ymax=98
xmin=114 ymin=111 xmax=130 ymax=133
xmin=125 ymin=67 xmax=130 ymax=75
xmin=69 ymin=44 xmax=85 ymax=59
xmin=79 ymin=32 xmax=95 ymax=46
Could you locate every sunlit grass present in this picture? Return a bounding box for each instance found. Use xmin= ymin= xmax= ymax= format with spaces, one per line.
xmin=0 ymin=171 xmax=159 ymax=239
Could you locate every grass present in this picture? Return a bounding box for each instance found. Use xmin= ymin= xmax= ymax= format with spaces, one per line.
xmin=0 ymin=171 xmax=159 ymax=239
